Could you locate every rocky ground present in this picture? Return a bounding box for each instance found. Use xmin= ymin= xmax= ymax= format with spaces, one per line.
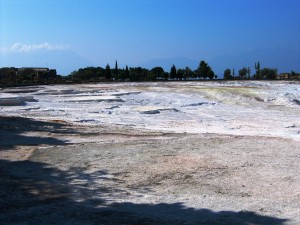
xmin=0 ymin=81 xmax=299 ymax=224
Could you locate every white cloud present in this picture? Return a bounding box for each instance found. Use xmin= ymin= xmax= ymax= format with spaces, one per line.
xmin=0 ymin=42 xmax=70 ymax=54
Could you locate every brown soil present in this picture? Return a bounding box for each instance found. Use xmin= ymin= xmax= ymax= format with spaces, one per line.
xmin=0 ymin=116 xmax=299 ymax=225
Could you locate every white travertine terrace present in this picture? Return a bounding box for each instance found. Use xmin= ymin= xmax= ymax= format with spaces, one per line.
xmin=1 ymin=81 xmax=299 ymax=141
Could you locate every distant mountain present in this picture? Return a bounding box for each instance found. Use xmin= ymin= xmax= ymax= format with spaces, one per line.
xmin=209 ymin=48 xmax=300 ymax=76
xmin=0 ymin=49 xmax=94 ymax=75
xmin=2 ymin=48 xmax=298 ymax=77
xmin=139 ymin=49 xmax=300 ymax=77
xmin=140 ymin=57 xmax=199 ymax=71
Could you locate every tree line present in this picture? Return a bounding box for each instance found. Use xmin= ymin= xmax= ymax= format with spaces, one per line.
xmin=1 ymin=60 xmax=299 ymax=86
xmin=67 ymin=60 xmax=217 ymax=83
xmin=223 ymin=61 xmax=278 ymax=80
xmin=0 ymin=67 xmax=60 ymax=85
xmin=223 ymin=61 xmax=299 ymax=80
xmin=68 ymin=60 xmax=299 ymax=83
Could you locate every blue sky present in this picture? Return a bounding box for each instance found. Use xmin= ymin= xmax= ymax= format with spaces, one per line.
xmin=1 ymin=0 xmax=300 ymax=75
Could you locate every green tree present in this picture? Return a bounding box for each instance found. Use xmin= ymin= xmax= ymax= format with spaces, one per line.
xmin=163 ymin=72 xmax=169 ymax=80
xmin=196 ymin=60 xmax=215 ymax=79
xmin=184 ymin=67 xmax=193 ymax=80
xmin=97 ymin=67 xmax=105 ymax=80
xmin=20 ymin=68 xmax=36 ymax=83
xmin=177 ymin=69 xmax=184 ymax=80
xmin=254 ymin=61 xmax=261 ymax=79
xmin=129 ymin=67 xmax=148 ymax=81
xmin=260 ymin=68 xmax=277 ymax=80
xmin=223 ymin=68 xmax=233 ymax=80
xmin=69 ymin=67 xmax=100 ymax=82
xmin=114 ymin=61 xmax=119 ymax=80
xmin=105 ymin=64 xmax=112 ymax=80
xmin=147 ymin=72 xmax=157 ymax=81
xmin=150 ymin=67 xmax=164 ymax=80
xmin=207 ymin=67 xmax=215 ymax=80
xmin=255 ymin=61 xmax=261 ymax=71
xmin=197 ymin=60 xmax=208 ymax=79
xmin=238 ymin=67 xmax=248 ymax=79
xmin=170 ymin=65 xmax=177 ymax=80
xmin=125 ymin=65 xmax=130 ymax=80
xmin=0 ymin=67 xmax=17 ymax=84
xmin=247 ymin=67 xmax=251 ymax=79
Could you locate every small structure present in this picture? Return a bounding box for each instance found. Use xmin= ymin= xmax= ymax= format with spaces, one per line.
xmin=277 ymin=72 xmax=300 ymax=80
xmin=277 ymin=73 xmax=290 ymax=80
xmin=0 ymin=67 xmax=57 ymax=85
xmin=0 ymin=67 xmax=18 ymax=84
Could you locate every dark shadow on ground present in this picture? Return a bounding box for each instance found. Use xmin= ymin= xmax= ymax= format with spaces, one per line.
xmin=0 ymin=116 xmax=73 ymax=150
xmin=0 ymin=159 xmax=289 ymax=225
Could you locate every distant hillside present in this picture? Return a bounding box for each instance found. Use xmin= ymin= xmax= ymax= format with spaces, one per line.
xmin=0 ymin=49 xmax=93 ymax=76
xmin=140 ymin=57 xmax=199 ymax=71
xmin=209 ymin=48 xmax=300 ymax=75
xmin=2 ymin=48 xmax=299 ymax=77
xmin=139 ymin=49 xmax=300 ymax=77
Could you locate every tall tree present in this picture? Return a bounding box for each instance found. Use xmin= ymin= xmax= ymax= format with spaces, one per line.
xmin=177 ymin=69 xmax=184 ymax=80
xmin=207 ymin=67 xmax=215 ymax=80
xmin=238 ymin=67 xmax=248 ymax=79
xmin=150 ymin=67 xmax=164 ymax=80
xmin=184 ymin=67 xmax=193 ymax=80
xmin=128 ymin=67 xmax=149 ymax=81
xmin=255 ymin=61 xmax=261 ymax=71
xmin=260 ymin=68 xmax=277 ymax=80
xmin=163 ymin=72 xmax=169 ymax=80
xmin=115 ymin=60 xmax=119 ymax=80
xmin=170 ymin=65 xmax=177 ymax=80
xmin=254 ymin=61 xmax=261 ymax=79
xmin=96 ymin=67 xmax=105 ymax=80
xmin=125 ymin=65 xmax=129 ymax=80
xmin=196 ymin=60 xmax=215 ymax=79
xmin=247 ymin=67 xmax=251 ymax=79
xmin=105 ymin=64 xmax=112 ymax=80
xmin=197 ymin=60 xmax=208 ymax=79
xmin=223 ymin=68 xmax=232 ymax=80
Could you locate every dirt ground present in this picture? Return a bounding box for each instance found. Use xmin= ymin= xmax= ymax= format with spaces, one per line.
xmin=0 ymin=116 xmax=299 ymax=225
